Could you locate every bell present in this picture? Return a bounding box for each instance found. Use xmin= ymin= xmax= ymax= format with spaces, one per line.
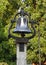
xmin=13 ymin=16 xmax=31 ymax=34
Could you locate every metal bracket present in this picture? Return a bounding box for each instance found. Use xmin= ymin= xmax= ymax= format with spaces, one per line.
xmin=8 ymin=9 xmax=39 ymax=40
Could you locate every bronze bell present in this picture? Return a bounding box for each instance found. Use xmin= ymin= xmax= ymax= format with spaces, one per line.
xmin=13 ymin=16 xmax=31 ymax=34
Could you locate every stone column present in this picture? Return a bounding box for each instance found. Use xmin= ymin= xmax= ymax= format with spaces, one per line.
xmin=16 ymin=43 xmax=27 ymax=65
xmin=16 ymin=38 xmax=28 ymax=65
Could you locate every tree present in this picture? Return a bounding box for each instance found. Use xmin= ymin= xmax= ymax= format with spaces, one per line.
xmin=0 ymin=0 xmax=46 ymax=64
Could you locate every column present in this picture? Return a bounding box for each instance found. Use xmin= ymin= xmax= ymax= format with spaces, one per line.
xmin=16 ymin=43 xmax=27 ymax=65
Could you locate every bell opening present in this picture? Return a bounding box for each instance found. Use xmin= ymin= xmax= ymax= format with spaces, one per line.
xmin=13 ymin=27 xmax=31 ymax=34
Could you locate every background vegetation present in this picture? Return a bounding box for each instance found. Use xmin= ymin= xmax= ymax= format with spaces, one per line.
xmin=0 ymin=0 xmax=46 ymax=65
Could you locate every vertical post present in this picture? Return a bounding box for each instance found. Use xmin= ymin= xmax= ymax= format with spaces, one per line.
xmin=16 ymin=38 xmax=28 ymax=65
xmin=38 ymin=24 xmax=41 ymax=65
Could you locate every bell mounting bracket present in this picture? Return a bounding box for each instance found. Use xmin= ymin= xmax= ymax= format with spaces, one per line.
xmin=8 ymin=8 xmax=39 ymax=40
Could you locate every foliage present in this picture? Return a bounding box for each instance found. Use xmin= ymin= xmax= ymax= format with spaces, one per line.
xmin=0 ymin=0 xmax=46 ymax=64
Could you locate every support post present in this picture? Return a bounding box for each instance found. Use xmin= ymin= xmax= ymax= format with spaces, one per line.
xmin=16 ymin=38 xmax=28 ymax=65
